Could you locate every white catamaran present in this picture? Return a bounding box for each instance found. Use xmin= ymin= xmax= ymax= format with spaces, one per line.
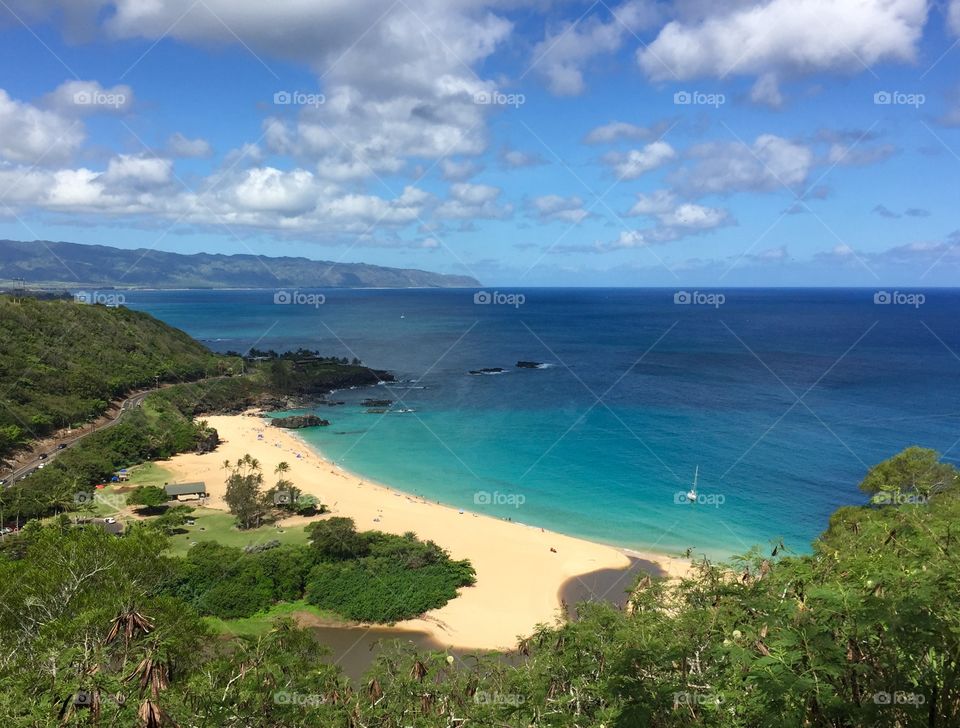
xmin=687 ymin=465 xmax=699 ymax=502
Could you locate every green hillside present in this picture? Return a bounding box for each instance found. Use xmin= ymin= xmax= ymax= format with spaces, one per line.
xmin=0 ymin=296 xmax=219 ymax=461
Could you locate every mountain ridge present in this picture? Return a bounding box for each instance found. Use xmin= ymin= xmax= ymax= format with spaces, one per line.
xmin=0 ymin=239 xmax=481 ymax=289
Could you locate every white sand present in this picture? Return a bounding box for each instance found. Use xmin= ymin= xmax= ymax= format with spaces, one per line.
xmin=163 ymin=413 xmax=690 ymax=651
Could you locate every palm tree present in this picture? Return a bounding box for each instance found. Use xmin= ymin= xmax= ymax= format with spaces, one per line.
xmin=274 ymin=461 xmax=290 ymax=476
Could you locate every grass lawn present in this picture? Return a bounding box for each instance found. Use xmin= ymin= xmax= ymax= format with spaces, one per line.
xmin=204 ymin=600 xmax=346 ymax=637
xmin=124 ymin=462 xmax=174 ymax=487
xmin=166 ymin=507 xmax=312 ymax=557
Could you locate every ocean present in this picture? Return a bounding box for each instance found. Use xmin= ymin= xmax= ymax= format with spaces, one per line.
xmin=125 ymin=288 xmax=960 ymax=558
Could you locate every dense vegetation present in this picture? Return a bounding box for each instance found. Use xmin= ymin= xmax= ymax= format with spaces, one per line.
xmin=0 ymin=296 xmax=222 ymax=461
xmin=0 ymin=447 xmax=957 ymax=726
xmin=165 ymin=519 xmax=475 ymax=623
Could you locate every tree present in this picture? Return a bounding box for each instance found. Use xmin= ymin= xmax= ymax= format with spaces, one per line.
xmin=306 ymin=517 xmax=369 ymax=560
xmin=127 ymin=485 xmax=170 ymax=513
xmin=150 ymin=505 xmax=194 ymax=535
xmin=859 ymin=446 xmax=958 ymax=503
xmin=224 ymin=454 xmax=265 ymax=529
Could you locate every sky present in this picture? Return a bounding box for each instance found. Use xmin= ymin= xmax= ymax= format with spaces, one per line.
xmin=0 ymin=0 xmax=958 ymax=287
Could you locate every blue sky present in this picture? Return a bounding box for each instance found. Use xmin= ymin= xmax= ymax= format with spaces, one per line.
xmin=0 ymin=0 xmax=958 ymax=286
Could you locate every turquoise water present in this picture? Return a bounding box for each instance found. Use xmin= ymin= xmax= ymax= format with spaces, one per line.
xmin=126 ymin=288 xmax=960 ymax=558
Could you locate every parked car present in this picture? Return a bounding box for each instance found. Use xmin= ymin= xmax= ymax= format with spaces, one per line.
xmin=56 ymin=444 xmax=68 ymax=450
xmin=38 ymin=453 xmax=47 ymax=459
xmin=104 ymin=517 xmax=117 ymax=524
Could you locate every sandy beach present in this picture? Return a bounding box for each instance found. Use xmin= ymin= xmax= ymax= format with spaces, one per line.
xmin=162 ymin=413 xmax=690 ymax=651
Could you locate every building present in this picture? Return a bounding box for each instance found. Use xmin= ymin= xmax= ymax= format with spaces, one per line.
xmin=164 ymin=482 xmax=208 ymax=502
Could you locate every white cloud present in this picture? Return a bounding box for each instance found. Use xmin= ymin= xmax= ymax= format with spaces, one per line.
xmin=500 ymin=148 xmax=547 ymax=168
xmin=168 ymin=133 xmax=213 ymax=158
xmin=584 ymin=121 xmax=654 ymax=144
xmin=750 ymin=73 xmax=784 ymax=109
xmin=638 ymin=0 xmax=928 ymax=81
xmin=529 ymin=195 xmax=590 ymax=223
xmin=42 ymin=79 xmax=133 ymax=115
xmin=603 ymin=141 xmax=676 ymax=179
xmin=950 ymin=0 xmax=960 ymax=34
xmin=0 ymin=89 xmax=84 ymax=164
xmin=671 ymin=134 xmax=813 ymax=195
xmin=531 ymin=0 xmax=660 ymax=95
xmin=103 ymin=155 xmax=173 ymax=187
xmin=440 ymin=158 xmax=482 ymax=182
xmin=435 ymin=183 xmax=509 ymax=219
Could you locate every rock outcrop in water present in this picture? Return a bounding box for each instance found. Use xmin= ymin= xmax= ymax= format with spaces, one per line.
xmin=516 ymin=361 xmax=544 ymax=369
xmin=468 ymin=367 xmax=505 ymax=375
xmin=271 ymin=415 xmax=330 ymax=429
xmin=361 ymin=398 xmax=393 ymax=407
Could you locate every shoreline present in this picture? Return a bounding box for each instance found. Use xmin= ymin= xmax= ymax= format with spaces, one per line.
xmin=161 ymin=413 xmax=691 ymax=651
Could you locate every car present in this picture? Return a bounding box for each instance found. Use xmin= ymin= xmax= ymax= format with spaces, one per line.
xmin=38 ymin=453 xmax=47 ymax=459
xmin=56 ymin=443 xmax=68 ymax=450
xmin=37 ymin=463 xmax=45 ymax=469
xmin=104 ymin=517 xmax=117 ymax=524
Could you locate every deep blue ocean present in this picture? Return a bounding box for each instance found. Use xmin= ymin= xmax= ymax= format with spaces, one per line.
xmin=125 ymin=288 xmax=960 ymax=558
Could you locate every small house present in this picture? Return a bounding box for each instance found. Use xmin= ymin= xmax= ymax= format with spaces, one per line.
xmin=164 ymin=482 xmax=208 ymax=502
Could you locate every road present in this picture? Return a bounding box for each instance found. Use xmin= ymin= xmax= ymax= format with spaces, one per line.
xmin=2 ymin=387 xmax=162 ymax=486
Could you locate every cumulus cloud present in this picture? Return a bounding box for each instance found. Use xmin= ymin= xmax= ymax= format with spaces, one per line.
xmin=500 ymin=148 xmax=548 ymax=169
xmin=435 ymin=183 xmax=510 ymax=220
xmin=638 ymin=0 xmax=928 ymax=82
xmin=439 ymin=158 xmax=483 ymax=182
xmin=167 ymin=133 xmax=213 ymax=158
xmin=671 ymin=134 xmax=813 ymax=196
xmin=0 ymin=89 xmax=84 ymax=164
xmin=529 ymin=195 xmax=590 ymax=224
xmin=531 ymin=0 xmax=661 ymax=95
xmin=583 ymin=120 xmax=667 ymax=144
xmin=750 ymin=73 xmax=784 ymax=109
xmin=950 ymin=0 xmax=960 ymax=34
xmin=603 ymin=141 xmax=676 ymax=180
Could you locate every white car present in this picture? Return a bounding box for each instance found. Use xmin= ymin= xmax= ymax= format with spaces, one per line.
xmin=104 ymin=517 xmax=117 ymax=524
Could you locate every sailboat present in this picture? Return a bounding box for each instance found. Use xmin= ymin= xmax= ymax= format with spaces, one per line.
xmin=686 ymin=466 xmax=699 ymax=502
